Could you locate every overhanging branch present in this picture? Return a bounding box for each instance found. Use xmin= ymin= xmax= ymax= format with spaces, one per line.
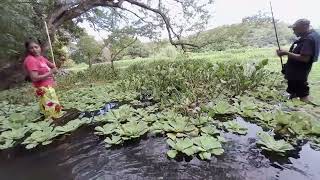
xmin=125 ymin=0 xmax=199 ymax=49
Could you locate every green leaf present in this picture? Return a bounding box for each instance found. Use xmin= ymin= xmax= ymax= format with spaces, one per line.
xmin=167 ymin=150 xmax=178 ymax=158
xmin=191 ymin=116 xmax=211 ymax=126
xmin=211 ymin=148 xmax=224 ymax=155
xmin=200 ymin=152 xmax=211 ymax=160
xmin=26 ymin=143 xmax=38 ymax=149
xmin=142 ymin=114 xmax=158 ymax=123
xmin=167 ymin=133 xmax=176 ymax=140
xmin=183 ymin=146 xmax=199 ymax=156
xmin=9 ymin=113 xmax=25 ymax=123
xmin=104 ymin=136 xmax=122 ymax=145
xmin=42 ymin=141 xmax=53 ymax=145
xmin=166 ymin=139 xmax=176 ymax=148
xmin=94 ymin=123 xmax=118 ymax=136
xmin=200 ymin=126 xmax=220 ymax=136
xmin=213 ymin=101 xmax=235 ymax=114
xmin=0 ymin=139 xmax=14 ymax=150
xmin=257 ymin=132 xmax=294 ymax=155
xmin=175 ymin=138 xmax=194 ymax=151
xmin=223 ymin=121 xmax=247 ymax=135
xmin=55 ymin=119 xmax=84 ymax=134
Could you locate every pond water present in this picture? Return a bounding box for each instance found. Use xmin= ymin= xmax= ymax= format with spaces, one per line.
xmin=0 ymin=103 xmax=320 ymax=180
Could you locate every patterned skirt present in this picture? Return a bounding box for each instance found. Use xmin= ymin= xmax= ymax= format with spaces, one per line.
xmin=34 ymin=86 xmax=63 ymax=119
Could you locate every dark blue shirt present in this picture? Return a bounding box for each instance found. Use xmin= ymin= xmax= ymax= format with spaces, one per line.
xmin=285 ymin=33 xmax=315 ymax=81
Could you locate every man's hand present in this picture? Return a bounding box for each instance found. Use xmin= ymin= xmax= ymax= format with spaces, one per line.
xmin=276 ymin=49 xmax=288 ymax=57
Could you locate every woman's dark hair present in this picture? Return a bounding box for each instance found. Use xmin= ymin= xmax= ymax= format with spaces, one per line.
xmin=25 ymin=37 xmax=42 ymax=50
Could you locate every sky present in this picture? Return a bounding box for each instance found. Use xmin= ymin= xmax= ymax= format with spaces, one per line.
xmin=208 ymin=0 xmax=320 ymax=29
xmin=82 ymin=0 xmax=320 ymax=41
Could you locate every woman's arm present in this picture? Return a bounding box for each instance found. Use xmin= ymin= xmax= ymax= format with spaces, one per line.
xmin=45 ymin=58 xmax=56 ymax=69
xmin=29 ymin=69 xmax=57 ymax=82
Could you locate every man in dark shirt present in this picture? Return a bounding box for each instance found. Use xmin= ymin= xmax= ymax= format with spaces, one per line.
xmin=276 ymin=19 xmax=316 ymax=102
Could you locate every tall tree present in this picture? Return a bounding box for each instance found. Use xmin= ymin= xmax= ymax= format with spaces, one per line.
xmin=75 ymin=33 xmax=102 ymax=68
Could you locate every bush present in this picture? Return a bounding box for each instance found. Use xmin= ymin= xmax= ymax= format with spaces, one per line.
xmin=118 ymin=58 xmax=272 ymax=102
xmin=61 ymin=59 xmax=76 ymax=68
xmin=57 ymin=64 xmax=119 ymax=89
xmin=155 ymin=46 xmax=179 ymax=59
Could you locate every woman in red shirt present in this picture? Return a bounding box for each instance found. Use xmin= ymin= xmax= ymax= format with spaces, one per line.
xmin=24 ymin=38 xmax=63 ymax=119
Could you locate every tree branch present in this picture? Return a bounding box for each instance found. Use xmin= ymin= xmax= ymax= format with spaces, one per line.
xmin=125 ymin=0 xmax=199 ymax=49
xmin=46 ymin=0 xmax=200 ymax=51
xmin=120 ymin=7 xmax=154 ymax=25
xmin=50 ymin=0 xmax=121 ymax=29
xmin=111 ymin=37 xmax=138 ymax=61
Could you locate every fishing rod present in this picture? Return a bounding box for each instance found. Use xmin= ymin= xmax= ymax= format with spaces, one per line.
xmin=44 ymin=20 xmax=56 ymax=67
xmin=270 ymin=1 xmax=284 ymax=70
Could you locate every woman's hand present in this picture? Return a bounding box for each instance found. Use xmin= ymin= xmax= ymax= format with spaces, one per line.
xmin=50 ymin=68 xmax=58 ymax=74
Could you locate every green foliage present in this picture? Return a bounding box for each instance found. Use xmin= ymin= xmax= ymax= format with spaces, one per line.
xmin=72 ymin=33 xmax=102 ymax=66
xmin=166 ymin=138 xmax=198 ymax=158
xmin=0 ymin=0 xmax=42 ymax=59
xmin=22 ymin=124 xmax=57 ymax=149
xmin=120 ymin=59 xmax=269 ymax=105
xmin=104 ymin=30 xmax=150 ymax=60
xmin=215 ymin=59 xmax=270 ymax=96
xmin=254 ymin=111 xmax=274 ymax=126
xmin=191 ymin=116 xmax=212 ymax=127
xmin=204 ymin=101 xmax=237 ymax=116
xmin=95 ymin=123 xmax=119 ymax=136
xmin=95 ymin=105 xmax=136 ymax=123
xmin=104 ymin=135 xmax=123 ymax=146
xmin=200 ymin=126 xmax=220 ymax=136
xmin=115 ymin=121 xmax=149 ymax=140
xmin=191 ymin=13 xmax=293 ymax=52
xmin=257 ymin=132 xmax=294 ymax=156
xmin=223 ymin=121 xmax=248 ymax=135
xmin=58 ymin=66 xmax=120 ymax=88
xmin=0 ymin=127 xmax=29 ymax=149
xmin=192 ymin=135 xmax=224 ymax=160
xmin=235 ymin=96 xmax=263 ymax=118
xmin=155 ymin=46 xmax=179 ymax=59
xmin=166 ymin=135 xmax=224 ymax=160
xmin=3 ymin=46 xmax=320 ymax=163
xmin=150 ymin=111 xmax=197 ymax=139
xmin=55 ymin=119 xmax=88 ymax=135
xmin=0 ymin=87 xmax=36 ymax=105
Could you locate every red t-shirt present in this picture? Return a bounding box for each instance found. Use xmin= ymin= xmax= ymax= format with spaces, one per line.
xmin=24 ymin=55 xmax=55 ymax=87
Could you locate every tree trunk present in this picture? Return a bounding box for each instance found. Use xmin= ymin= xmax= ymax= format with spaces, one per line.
xmin=88 ymin=56 xmax=92 ymax=69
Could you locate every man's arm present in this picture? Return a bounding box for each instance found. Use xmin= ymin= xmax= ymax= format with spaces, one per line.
xmin=277 ymin=50 xmax=311 ymax=63
xmin=276 ymin=38 xmax=314 ymax=63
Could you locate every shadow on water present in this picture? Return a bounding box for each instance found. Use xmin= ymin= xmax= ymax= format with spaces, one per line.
xmin=1 ymin=106 xmax=320 ymax=180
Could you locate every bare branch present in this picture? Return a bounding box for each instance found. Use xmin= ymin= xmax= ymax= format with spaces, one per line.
xmin=120 ymin=7 xmax=152 ymax=25
xmin=125 ymin=0 xmax=199 ymax=49
xmin=111 ymin=37 xmax=138 ymax=61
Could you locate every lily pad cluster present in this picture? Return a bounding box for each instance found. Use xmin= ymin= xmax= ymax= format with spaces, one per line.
xmin=257 ymin=131 xmax=294 ymax=156
xmin=93 ymin=106 xmax=226 ymax=160
xmin=0 ymin=115 xmax=91 ymax=150
xmin=60 ymin=86 xmax=138 ymax=111
xmin=94 ymin=105 xmax=151 ymax=146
